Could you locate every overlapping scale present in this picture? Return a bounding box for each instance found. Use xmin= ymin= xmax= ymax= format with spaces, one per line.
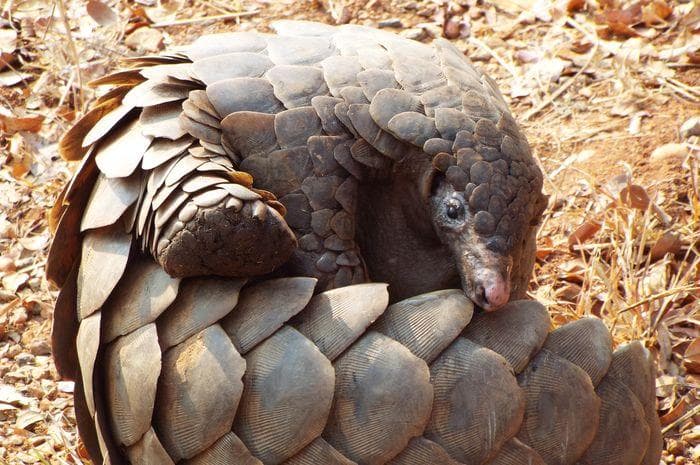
xmin=517 ymin=350 xmax=600 ymax=464
xmin=372 ymin=289 xmax=473 ymax=363
xmin=221 ymin=277 xmax=316 ymax=354
xmin=104 ymin=323 xmax=161 ymax=446
xmin=324 ymin=331 xmax=433 ymax=464
xmin=462 ymin=299 xmax=550 ymax=373
xmin=156 ymin=276 xmax=245 ymax=349
xmin=291 ymin=283 xmax=389 ymax=361
xmin=426 ymin=337 xmax=524 ymax=464
xmin=154 ymin=325 xmax=246 ymax=461
xmin=234 ymin=326 xmax=335 ymax=464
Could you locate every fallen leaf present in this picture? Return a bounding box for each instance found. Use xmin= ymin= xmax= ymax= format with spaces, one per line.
xmin=619 ymin=184 xmax=650 ymax=210
xmin=0 ymin=112 xmax=44 ymax=134
xmin=1 ymin=272 xmax=29 ymax=293
xmin=602 ymin=21 xmax=639 ymax=38
xmin=15 ymin=410 xmax=43 ymax=430
xmin=660 ymin=397 xmax=688 ymax=426
xmin=0 ymin=28 xmax=17 ymax=53
xmin=556 ymin=282 xmax=582 ymax=302
xmin=650 ymin=232 xmax=682 ymax=261
xmin=86 ymin=0 xmax=119 ymax=26
xmin=568 ymin=219 xmax=601 ymax=249
xmin=688 ymin=50 xmax=700 ymax=64
xmin=10 ymin=153 xmax=31 ymax=178
xmin=570 ymin=39 xmax=593 ymax=54
xmin=642 ymin=0 xmax=673 ymax=27
xmin=19 ymin=234 xmax=49 ymax=251
xmin=566 ymin=0 xmax=585 ymax=13
xmin=0 ymin=70 xmax=32 ymax=86
xmin=684 ymin=338 xmax=700 ymax=374
xmin=597 ymin=3 xmax=643 ymax=27
xmin=558 ymin=259 xmax=587 ymax=284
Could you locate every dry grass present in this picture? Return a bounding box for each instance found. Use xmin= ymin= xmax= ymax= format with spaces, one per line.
xmin=0 ymin=0 xmax=699 ymax=463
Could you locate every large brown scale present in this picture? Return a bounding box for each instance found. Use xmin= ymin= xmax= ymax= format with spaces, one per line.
xmin=47 ymin=20 xmax=661 ymax=465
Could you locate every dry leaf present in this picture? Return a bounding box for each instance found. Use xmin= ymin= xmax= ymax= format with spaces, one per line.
xmin=570 ymin=39 xmax=593 ymax=54
xmin=15 ymin=410 xmax=44 ymax=430
xmin=566 ymin=0 xmax=585 ymax=13
xmin=10 ymin=153 xmax=32 ymax=178
xmin=602 ymin=21 xmax=639 ymax=38
xmin=0 ymin=112 xmax=44 ymax=134
xmin=568 ymin=219 xmax=601 ymax=249
xmin=19 ymin=234 xmax=49 ymax=251
xmin=1 ymin=272 xmax=29 ymax=293
xmin=619 ymin=184 xmax=650 ymax=210
xmin=641 ymin=0 xmax=673 ymax=27
xmin=684 ymin=338 xmax=700 ymax=374
xmin=556 ymin=282 xmax=582 ymax=302
xmin=0 ymin=71 xmax=31 ymax=86
xmin=688 ymin=50 xmax=700 ymax=64
xmin=650 ymin=232 xmax=682 ymax=261
xmin=86 ymin=0 xmax=119 ymax=26
xmin=660 ymin=397 xmax=689 ymax=426
xmin=599 ymin=3 xmax=643 ymax=26
xmin=558 ymin=259 xmax=587 ymax=284
xmin=0 ymin=28 xmax=17 ymax=53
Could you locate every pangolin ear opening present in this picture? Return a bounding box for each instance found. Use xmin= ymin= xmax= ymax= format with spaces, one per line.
xmin=418 ymin=166 xmax=438 ymax=202
xmin=421 ymin=152 xmax=457 ymax=201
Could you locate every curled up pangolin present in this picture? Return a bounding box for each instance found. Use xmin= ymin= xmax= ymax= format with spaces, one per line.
xmin=47 ymin=21 xmax=662 ymax=465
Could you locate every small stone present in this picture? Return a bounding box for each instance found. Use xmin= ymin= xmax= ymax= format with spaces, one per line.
xmin=667 ymin=439 xmax=686 ymax=456
xmin=378 ymin=18 xmax=403 ymax=28
xmin=0 ymin=219 xmax=17 ymax=239
xmin=680 ymin=116 xmax=700 ymax=139
xmin=28 ymin=339 xmax=51 ymax=356
xmin=0 ymin=256 xmax=15 ymax=272
xmin=125 ymin=27 xmax=164 ymax=53
xmin=400 ymin=28 xmax=426 ymax=41
xmin=650 ymin=143 xmax=688 ymax=162
xmin=15 ymin=352 xmax=35 ymax=366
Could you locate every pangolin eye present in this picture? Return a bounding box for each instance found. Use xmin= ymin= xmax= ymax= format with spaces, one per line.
xmin=446 ymin=198 xmax=464 ymax=219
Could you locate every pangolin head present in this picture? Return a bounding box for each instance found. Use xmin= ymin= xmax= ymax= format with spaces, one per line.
xmin=421 ymin=118 xmax=547 ymax=311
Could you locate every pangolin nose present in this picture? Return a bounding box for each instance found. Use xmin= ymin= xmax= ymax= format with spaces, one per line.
xmin=483 ymin=279 xmax=511 ymax=311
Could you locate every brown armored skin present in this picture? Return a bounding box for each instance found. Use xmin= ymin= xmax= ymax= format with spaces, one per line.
xmin=47 ymin=21 xmax=661 ymax=465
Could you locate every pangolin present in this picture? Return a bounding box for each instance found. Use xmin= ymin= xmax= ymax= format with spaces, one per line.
xmin=46 ymin=20 xmax=660 ymax=465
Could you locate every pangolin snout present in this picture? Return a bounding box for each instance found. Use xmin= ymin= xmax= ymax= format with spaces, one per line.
xmin=469 ymin=268 xmax=511 ymax=312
